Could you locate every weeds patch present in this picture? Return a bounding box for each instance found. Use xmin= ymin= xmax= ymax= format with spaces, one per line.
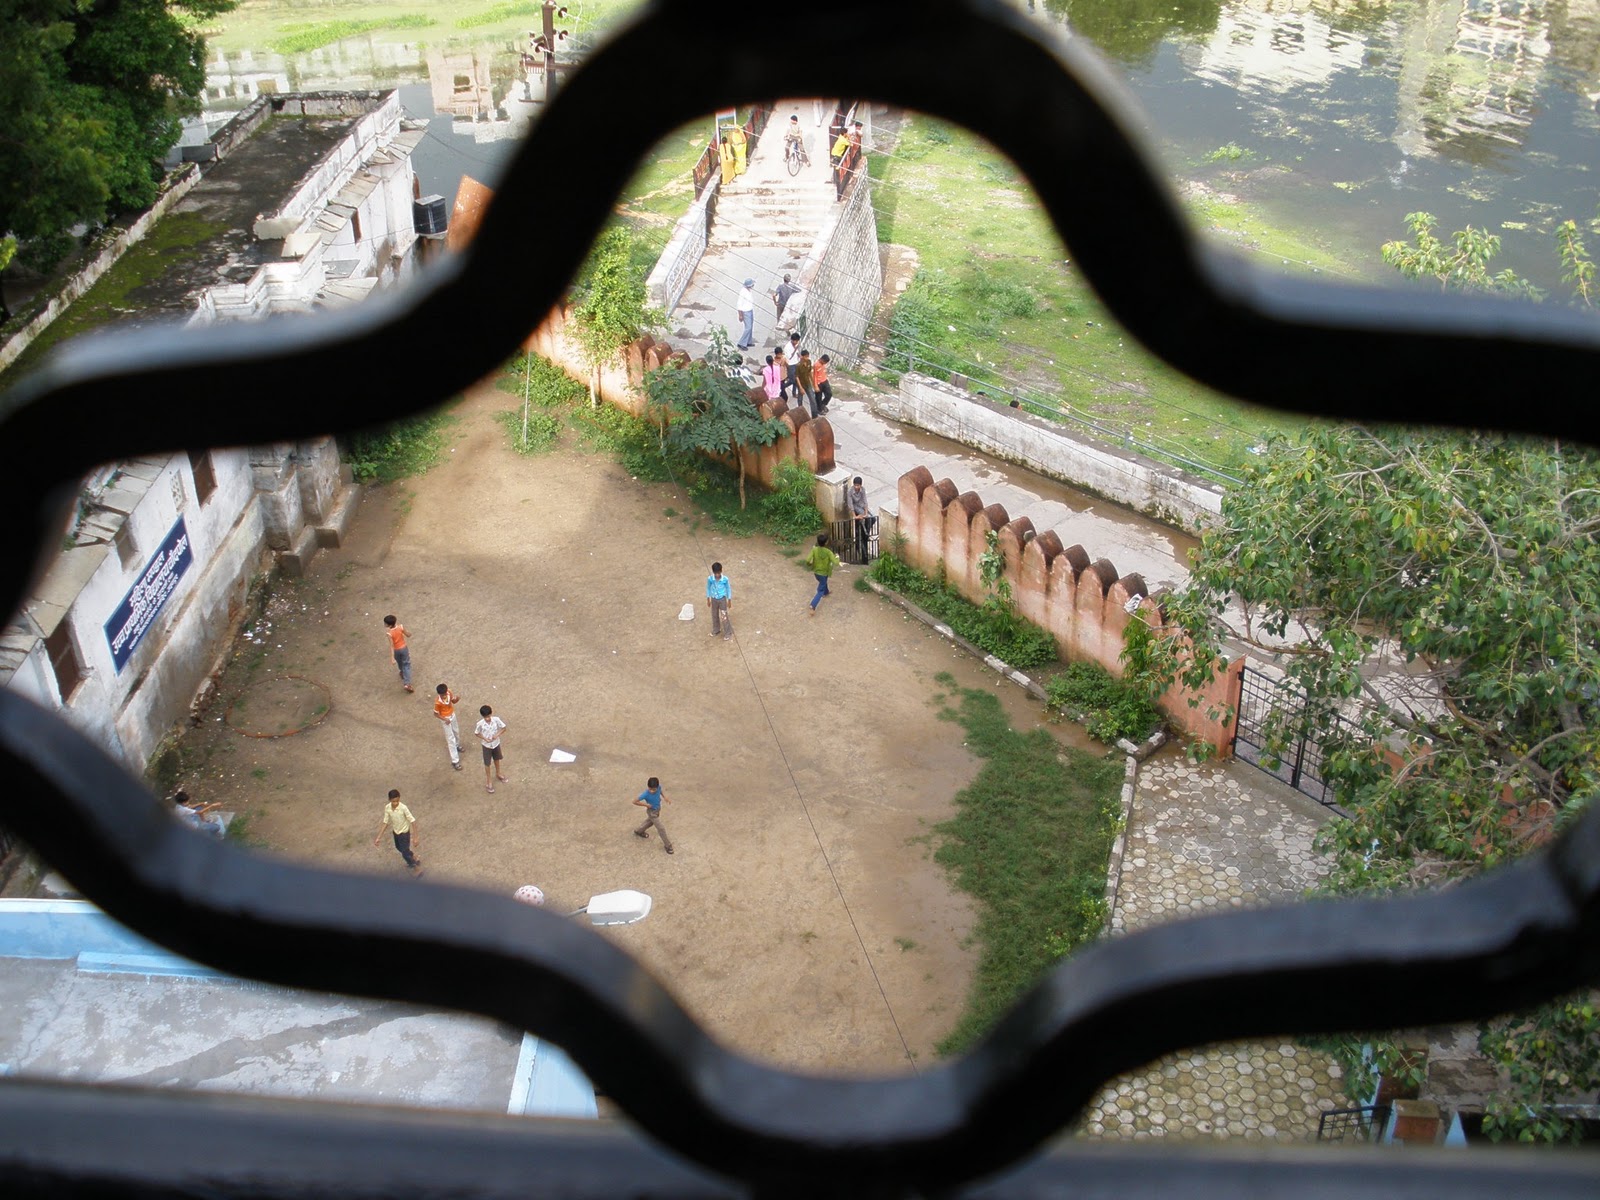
xmin=868 ymin=554 xmax=1057 ymax=669
xmin=932 ymin=684 xmax=1123 ymax=1054
xmin=343 ymin=408 xmax=458 ymax=483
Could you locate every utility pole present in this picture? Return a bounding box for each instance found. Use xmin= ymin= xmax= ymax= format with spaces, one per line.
xmin=529 ymin=3 xmax=570 ymax=104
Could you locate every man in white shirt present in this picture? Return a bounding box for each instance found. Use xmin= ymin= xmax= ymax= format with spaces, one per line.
xmin=735 ymin=279 xmax=756 ymax=349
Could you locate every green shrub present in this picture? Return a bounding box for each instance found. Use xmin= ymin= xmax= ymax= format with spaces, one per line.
xmin=882 ymin=271 xmax=964 ymax=380
xmin=933 ymin=683 xmax=1124 ymax=1054
xmin=868 ymin=554 xmax=1057 ymax=669
xmin=756 ymin=460 xmax=823 ymax=544
xmin=1045 ymin=662 xmax=1162 ymax=744
xmin=344 ymin=409 xmax=456 ymax=483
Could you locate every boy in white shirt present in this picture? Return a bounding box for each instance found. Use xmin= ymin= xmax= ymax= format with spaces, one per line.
xmin=474 ymin=704 xmax=508 ymax=793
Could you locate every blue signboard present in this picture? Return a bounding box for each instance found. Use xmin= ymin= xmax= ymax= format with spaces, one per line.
xmin=104 ymin=517 xmax=194 ymax=673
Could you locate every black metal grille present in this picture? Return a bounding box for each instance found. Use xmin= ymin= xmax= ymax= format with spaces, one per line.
xmin=3 ymin=0 xmax=1600 ymax=1196
xmin=1233 ymin=666 xmax=1353 ymax=813
xmin=1317 ymin=1104 xmax=1391 ymax=1144
xmin=831 ymin=516 xmax=879 ymax=566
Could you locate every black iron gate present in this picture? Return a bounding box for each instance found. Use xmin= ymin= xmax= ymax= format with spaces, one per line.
xmin=1233 ymin=666 xmax=1346 ymax=812
xmin=831 ymin=517 xmax=878 ymax=566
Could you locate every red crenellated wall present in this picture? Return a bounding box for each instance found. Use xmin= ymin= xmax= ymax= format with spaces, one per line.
xmin=522 ymin=306 xmax=835 ymax=485
xmin=895 ymin=467 xmax=1240 ymax=754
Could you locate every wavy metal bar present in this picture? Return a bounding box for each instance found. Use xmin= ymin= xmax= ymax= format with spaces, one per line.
xmin=4 ymin=685 xmax=1598 ymax=1193
xmin=6 ymin=0 xmax=1600 ymax=608
xmin=3 ymin=0 xmax=1600 ymax=1193
xmin=6 ymin=1079 xmax=1600 ymax=1200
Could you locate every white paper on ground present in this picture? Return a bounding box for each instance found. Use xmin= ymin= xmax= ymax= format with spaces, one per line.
xmin=549 ymin=749 xmax=577 ymax=763
xmin=678 ymin=603 xmax=695 ymax=621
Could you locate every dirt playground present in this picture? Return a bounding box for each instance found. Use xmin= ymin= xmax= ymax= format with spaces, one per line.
xmin=163 ymin=379 xmax=1090 ymax=1076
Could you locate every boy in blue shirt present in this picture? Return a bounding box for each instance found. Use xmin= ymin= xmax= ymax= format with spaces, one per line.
xmin=706 ymin=562 xmax=732 ymax=640
xmin=632 ymin=776 xmax=674 ymax=854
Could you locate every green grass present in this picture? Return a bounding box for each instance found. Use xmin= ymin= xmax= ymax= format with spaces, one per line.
xmin=2 ymin=211 xmax=229 ymax=381
xmin=870 ymin=114 xmax=1347 ymax=474
xmin=868 ymin=553 xmax=1058 ymax=669
xmin=343 ymin=407 xmax=459 ymax=483
xmin=931 ymin=680 xmax=1124 ymax=1054
xmin=194 ymin=1 xmax=644 ymax=55
xmin=269 ymin=14 xmax=434 ymax=54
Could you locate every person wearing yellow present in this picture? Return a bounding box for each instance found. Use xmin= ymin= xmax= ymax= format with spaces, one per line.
xmin=719 ymin=135 xmax=736 ymax=186
xmin=373 ymin=789 xmax=423 ymax=874
xmin=726 ymin=123 xmax=748 ymax=175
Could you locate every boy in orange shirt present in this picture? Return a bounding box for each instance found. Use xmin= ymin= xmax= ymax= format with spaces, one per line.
xmin=383 ymin=615 xmax=413 ymax=692
xmin=434 ymin=683 xmax=464 ymax=770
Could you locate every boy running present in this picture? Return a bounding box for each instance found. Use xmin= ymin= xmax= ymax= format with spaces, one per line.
xmin=804 ymin=533 xmax=842 ymax=614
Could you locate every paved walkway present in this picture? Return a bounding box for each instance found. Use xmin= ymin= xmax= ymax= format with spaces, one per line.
xmin=665 ymin=102 xmax=1195 ymax=592
xmin=1082 ymin=751 xmax=1347 ymax=1141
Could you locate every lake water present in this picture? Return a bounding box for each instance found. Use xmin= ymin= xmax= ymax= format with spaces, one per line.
xmin=198 ymin=0 xmax=1600 ymax=290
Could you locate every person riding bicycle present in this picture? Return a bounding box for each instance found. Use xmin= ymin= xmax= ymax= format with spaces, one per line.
xmin=783 ymin=114 xmax=806 ymax=166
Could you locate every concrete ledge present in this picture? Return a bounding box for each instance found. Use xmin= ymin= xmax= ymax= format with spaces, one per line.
xmin=1101 ymin=756 xmax=1140 ymax=934
xmin=315 ymin=486 xmax=362 ymax=548
xmin=876 ymin=373 xmax=1224 ymax=532
xmin=76 ymin=951 xmax=226 ymax=980
xmin=863 ymin=578 xmax=1048 ymax=702
xmin=278 ymin=526 xmax=320 ymax=578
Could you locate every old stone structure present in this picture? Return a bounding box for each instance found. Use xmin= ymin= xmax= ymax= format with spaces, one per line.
xmin=889 ymin=466 xmax=1240 ymax=751
xmin=778 ymin=163 xmax=882 ymax=369
xmin=0 ymin=92 xmax=423 ymax=771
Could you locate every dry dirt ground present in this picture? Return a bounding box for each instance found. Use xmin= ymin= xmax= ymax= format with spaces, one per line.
xmin=166 ymin=377 xmax=1091 ymax=1076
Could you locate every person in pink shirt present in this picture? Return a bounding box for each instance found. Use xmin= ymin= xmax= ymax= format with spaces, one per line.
xmin=761 ymin=354 xmax=783 ymax=402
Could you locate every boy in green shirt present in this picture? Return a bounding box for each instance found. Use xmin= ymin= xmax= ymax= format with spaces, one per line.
xmin=804 ymin=533 xmax=842 ymax=615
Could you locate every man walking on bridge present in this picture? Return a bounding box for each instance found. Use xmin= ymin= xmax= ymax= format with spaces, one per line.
xmin=772 ymin=273 xmax=799 ymax=329
xmin=735 ymin=279 xmax=756 ymax=350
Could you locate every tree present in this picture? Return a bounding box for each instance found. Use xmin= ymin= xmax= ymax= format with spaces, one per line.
xmin=1380 ymin=207 xmax=1597 ymax=309
xmin=568 ymin=223 xmax=659 ymax=407
xmin=0 ymin=0 xmax=235 ymax=318
xmin=642 ymin=327 xmax=784 ymax=509
xmin=1128 ymin=424 xmax=1600 ymax=1139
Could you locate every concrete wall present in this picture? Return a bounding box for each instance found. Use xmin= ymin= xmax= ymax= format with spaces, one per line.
xmin=2 ymin=435 xmax=356 ymax=770
xmin=878 ymin=373 xmax=1223 ymax=533
xmin=782 ymin=171 xmax=880 ymax=369
xmin=645 ymin=186 xmax=714 ymax=315
xmin=524 ymin=306 xmax=837 ymax=485
xmin=891 ymin=466 xmax=1240 ymax=752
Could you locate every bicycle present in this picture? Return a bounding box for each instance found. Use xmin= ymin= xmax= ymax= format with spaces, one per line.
xmin=784 ymin=136 xmax=808 ymax=176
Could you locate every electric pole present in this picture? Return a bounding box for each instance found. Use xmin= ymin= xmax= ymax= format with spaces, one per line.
xmin=529 ymin=3 xmax=571 ymax=104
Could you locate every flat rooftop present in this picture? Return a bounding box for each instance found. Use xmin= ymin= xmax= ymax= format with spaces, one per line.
xmin=0 ymin=900 xmax=595 ymax=1118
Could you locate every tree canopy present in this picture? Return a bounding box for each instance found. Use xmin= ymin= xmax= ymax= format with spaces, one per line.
xmin=0 ymin=0 xmax=234 ymax=294
xmin=1124 ymin=206 xmax=1600 ymax=1140
xmin=642 ymin=327 xmax=783 ymax=508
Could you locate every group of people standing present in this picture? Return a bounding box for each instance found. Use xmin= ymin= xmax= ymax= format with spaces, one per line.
xmin=758 ymin=329 xmax=832 ymax=419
